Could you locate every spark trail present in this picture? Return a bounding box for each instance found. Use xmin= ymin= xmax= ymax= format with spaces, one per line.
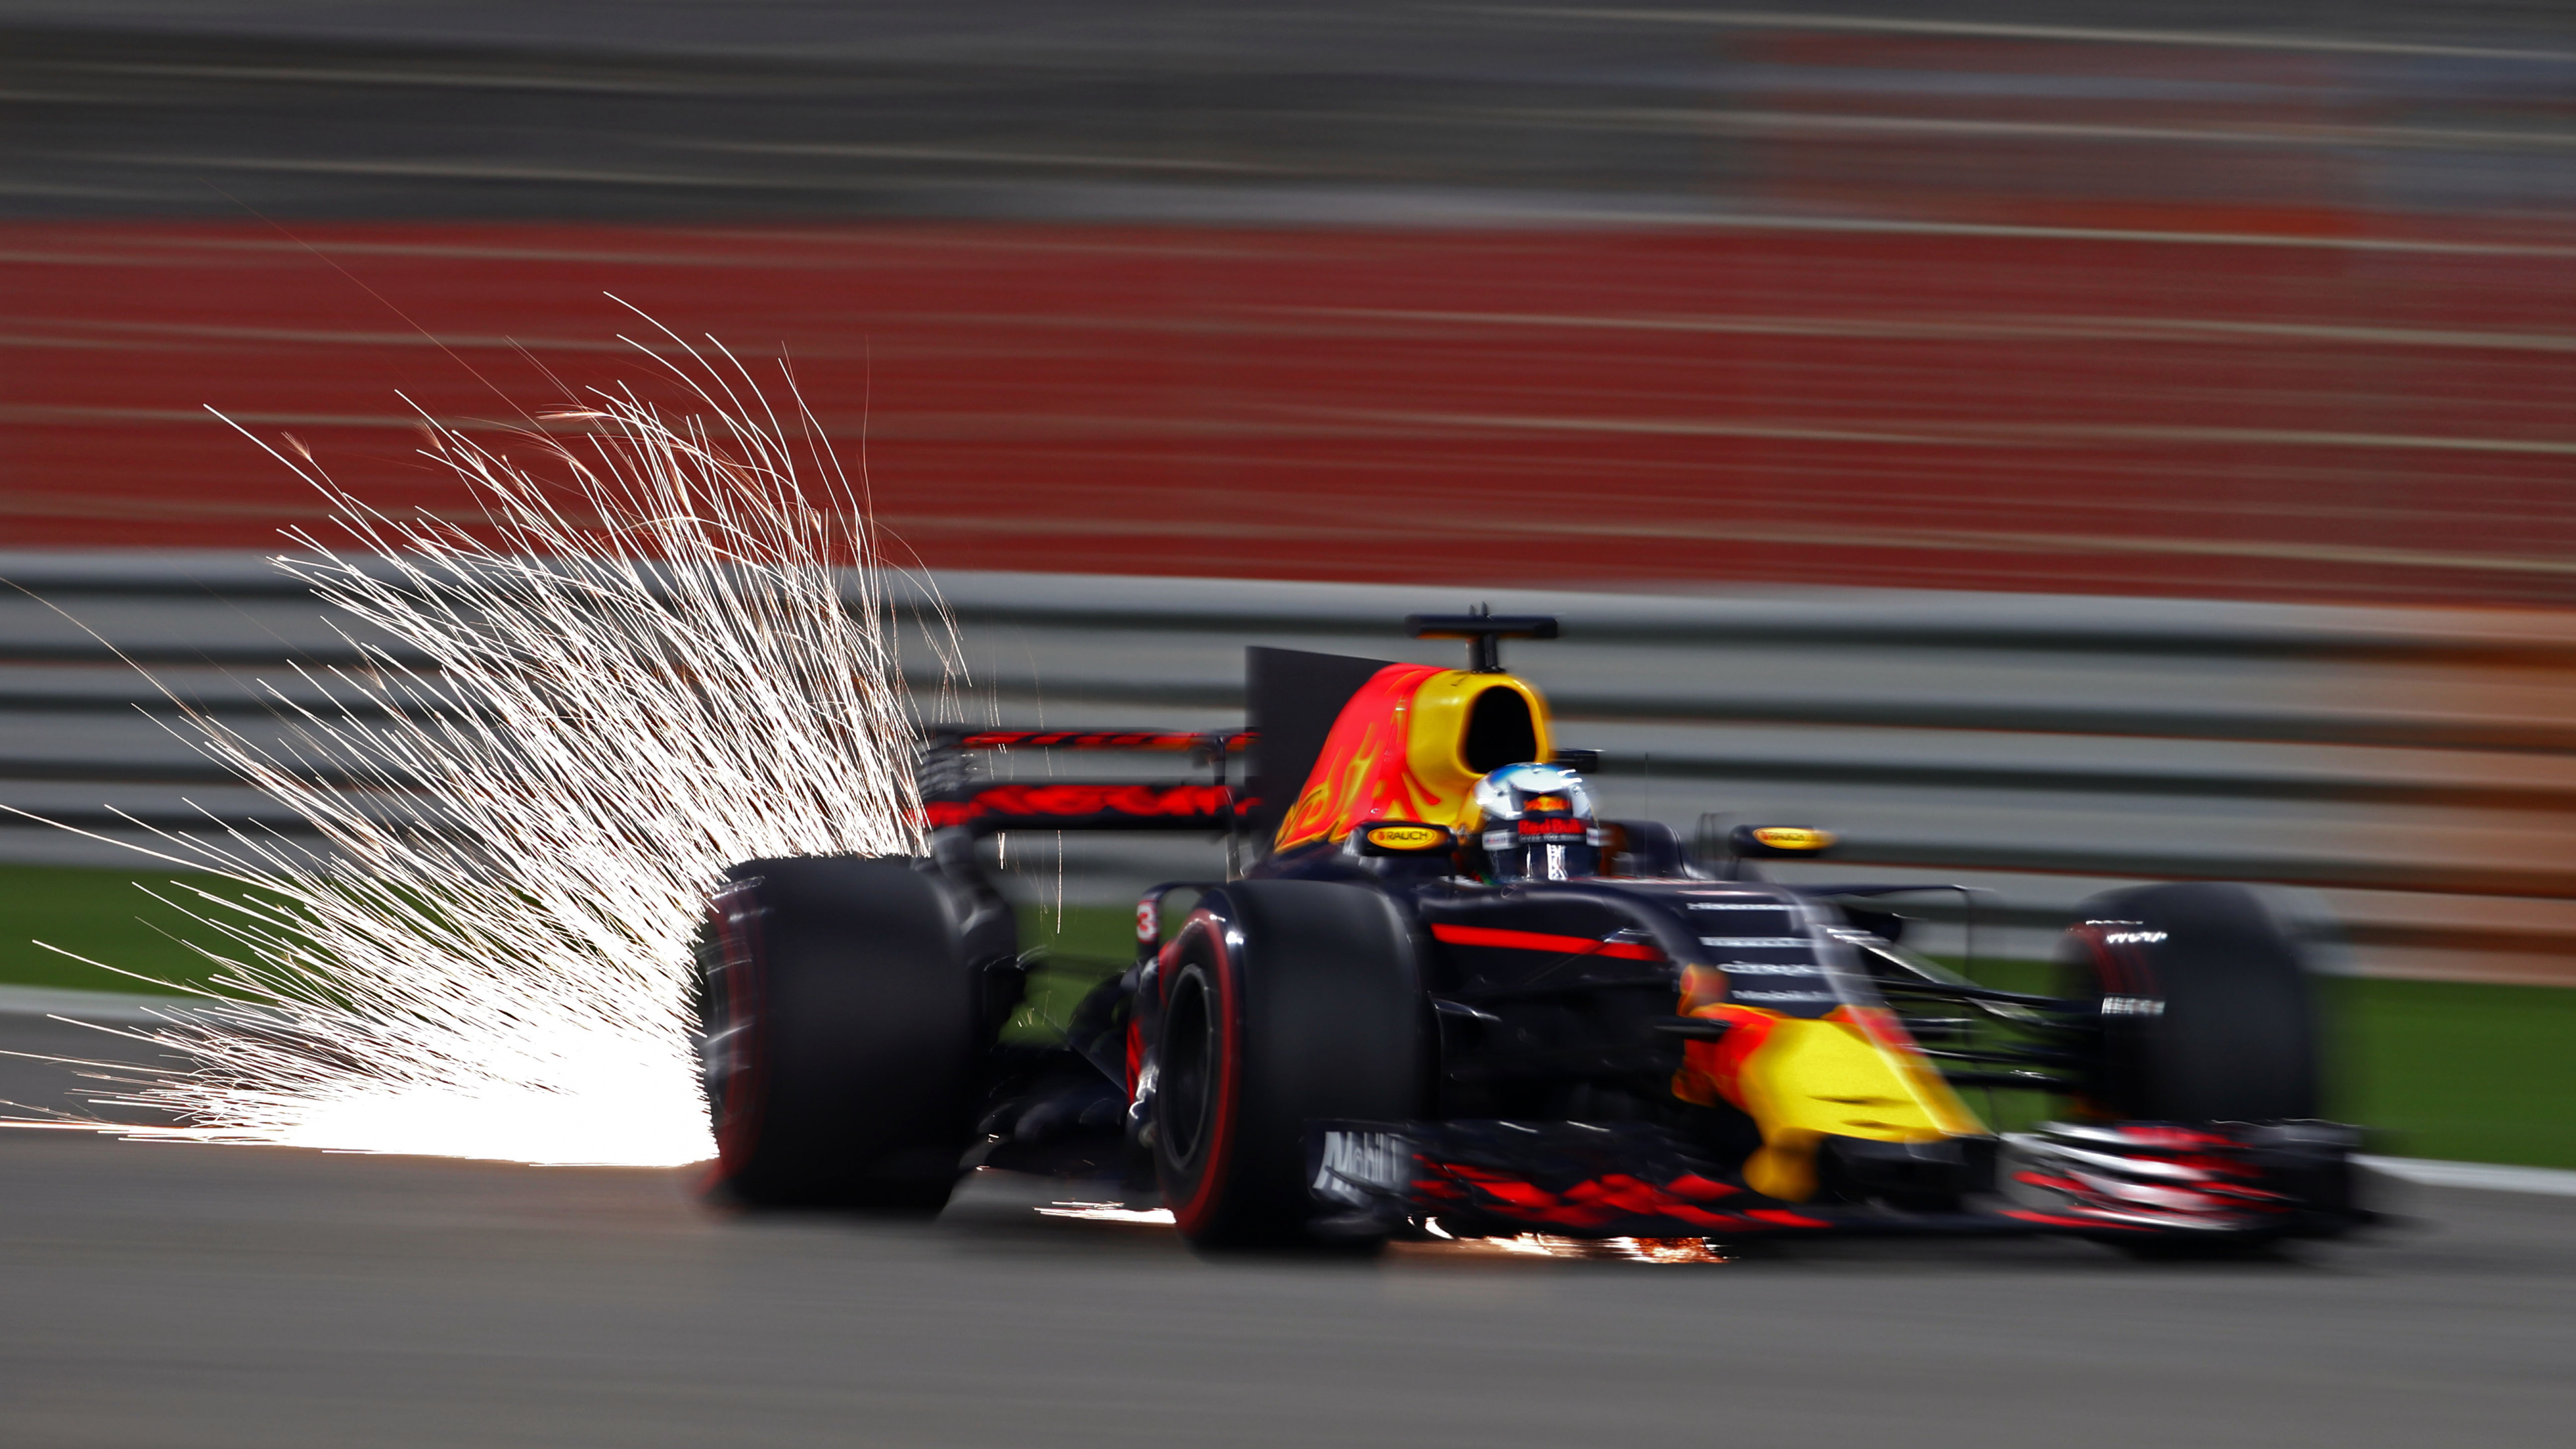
xmin=25 ymin=332 xmax=932 ymax=1167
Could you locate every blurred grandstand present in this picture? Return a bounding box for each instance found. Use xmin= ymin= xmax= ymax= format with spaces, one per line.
xmin=3 ymin=0 xmax=2571 ymax=599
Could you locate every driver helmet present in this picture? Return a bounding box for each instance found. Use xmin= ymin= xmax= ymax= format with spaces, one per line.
xmin=1462 ymin=761 xmax=1604 ymax=882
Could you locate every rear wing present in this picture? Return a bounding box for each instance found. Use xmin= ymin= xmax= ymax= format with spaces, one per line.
xmin=918 ymin=727 xmax=1254 ymax=836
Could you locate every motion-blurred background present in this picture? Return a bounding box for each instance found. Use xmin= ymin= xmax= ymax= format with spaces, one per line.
xmin=2 ymin=1 xmax=2572 ymax=1165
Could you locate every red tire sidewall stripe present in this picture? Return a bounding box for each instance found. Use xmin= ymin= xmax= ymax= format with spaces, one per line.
xmin=1167 ymin=908 xmax=1242 ymax=1236
xmin=2080 ymin=922 xmax=2157 ymax=1001
xmin=704 ymin=890 xmax=769 ymax=1189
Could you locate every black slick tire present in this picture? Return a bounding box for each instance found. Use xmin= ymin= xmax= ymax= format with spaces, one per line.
xmin=1152 ymin=879 xmax=1425 ymax=1250
xmin=2056 ymin=881 xmax=2320 ymax=1123
xmin=694 ymin=856 xmax=983 ymax=1212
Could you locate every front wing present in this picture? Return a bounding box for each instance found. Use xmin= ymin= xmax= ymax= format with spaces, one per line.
xmin=1306 ymin=1119 xmax=2365 ymax=1242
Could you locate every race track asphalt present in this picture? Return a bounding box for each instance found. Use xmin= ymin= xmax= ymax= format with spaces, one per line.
xmin=4 ymin=1010 xmax=2572 ymax=1449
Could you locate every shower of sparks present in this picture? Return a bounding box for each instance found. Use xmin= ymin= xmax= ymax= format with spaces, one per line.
xmin=20 ymin=325 xmax=938 ymax=1167
xmin=1033 ymin=1202 xmax=1179 ymax=1225
xmin=1427 ymin=1232 xmax=1732 ymax=1264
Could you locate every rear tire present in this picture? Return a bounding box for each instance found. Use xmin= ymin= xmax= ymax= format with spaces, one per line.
xmin=2056 ymin=882 xmax=2320 ymax=1123
xmin=694 ymin=856 xmax=983 ymax=1211
xmin=1152 ymin=879 xmax=1426 ymax=1249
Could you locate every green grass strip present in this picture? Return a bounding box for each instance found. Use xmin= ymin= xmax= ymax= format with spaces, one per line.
xmin=0 ymin=865 xmax=246 ymax=996
xmin=11 ymin=875 xmax=2569 ymax=1170
xmin=2328 ymin=976 xmax=2576 ymax=1172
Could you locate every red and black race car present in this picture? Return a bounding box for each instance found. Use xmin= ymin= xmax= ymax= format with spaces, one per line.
xmin=692 ymin=614 xmax=2363 ymax=1253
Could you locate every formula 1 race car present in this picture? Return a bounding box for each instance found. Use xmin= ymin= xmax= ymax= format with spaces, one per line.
xmin=692 ymin=614 xmax=2364 ymax=1253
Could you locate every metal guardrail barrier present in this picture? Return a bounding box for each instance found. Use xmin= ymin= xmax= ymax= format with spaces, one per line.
xmin=5 ymin=550 xmax=2573 ymax=984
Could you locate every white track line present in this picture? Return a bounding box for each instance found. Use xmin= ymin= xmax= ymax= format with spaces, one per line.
xmin=0 ymin=985 xmax=208 ymax=1024
xmin=2359 ymin=1155 xmax=2576 ymax=1198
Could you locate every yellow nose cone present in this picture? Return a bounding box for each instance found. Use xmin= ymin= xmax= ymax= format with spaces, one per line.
xmin=1727 ymin=1010 xmax=1985 ymax=1201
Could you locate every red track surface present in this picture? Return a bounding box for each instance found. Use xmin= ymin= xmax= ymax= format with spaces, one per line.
xmin=5 ymin=220 xmax=2573 ymax=604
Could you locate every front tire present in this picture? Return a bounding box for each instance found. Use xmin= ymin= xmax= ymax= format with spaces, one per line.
xmin=1152 ymin=879 xmax=1426 ymax=1249
xmin=694 ymin=856 xmax=984 ymax=1211
xmin=2057 ymin=881 xmax=2320 ymax=1123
